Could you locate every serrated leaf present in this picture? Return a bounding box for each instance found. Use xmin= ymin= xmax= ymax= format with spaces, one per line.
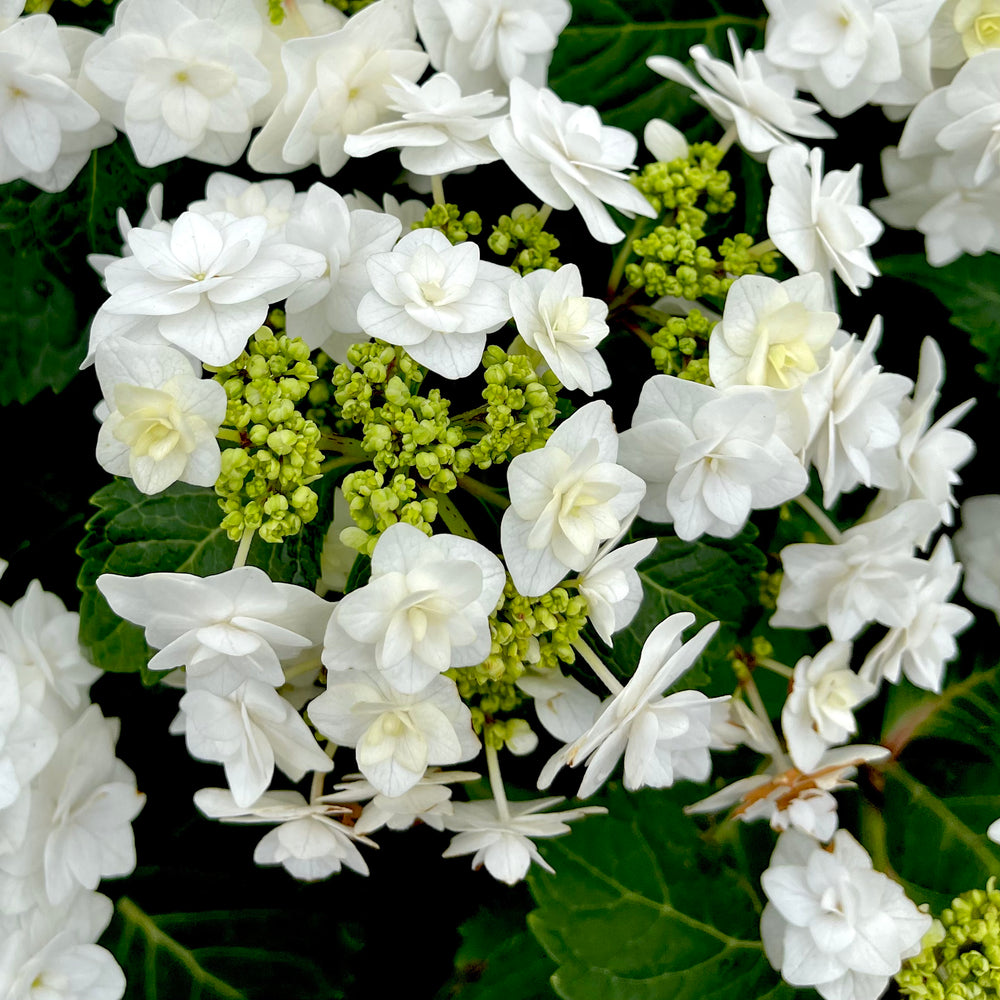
xmin=77 ymin=476 xmax=335 ymax=681
xmin=549 ymin=2 xmax=766 ymax=133
xmin=437 ymin=905 xmax=558 ymax=1000
xmin=605 ymin=524 xmax=766 ymax=690
xmin=105 ymin=897 xmax=353 ymax=1000
xmin=527 ymin=785 xmax=800 ymax=1000
xmin=0 ymin=241 xmax=82 ymax=404
xmin=879 ymin=254 xmax=1000 ymax=387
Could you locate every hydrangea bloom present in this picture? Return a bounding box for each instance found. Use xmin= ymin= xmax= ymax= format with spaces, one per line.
xmin=646 ymin=30 xmax=835 ymax=158
xmin=501 ymin=401 xmax=645 ymax=597
xmin=761 ymin=829 xmax=930 ymax=1000
xmin=187 ymin=173 xmax=303 ymax=241
xmin=94 ymin=339 xmax=226 ymax=495
xmin=538 ymin=612 xmax=723 ymax=798
xmin=577 ymin=535 xmax=657 ymax=646
xmin=413 ymin=0 xmax=571 ymax=93
xmin=767 ymin=145 xmax=883 ymax=297
xmin=81 ymin=0 xmax=271 ymax=167
xmin=357 ymin=228 xmax=515 ymax=379
xmin=490 ymin=79 xmax=657 ymax=243
xmin=508 ymin=263 xmax=611 ymax=395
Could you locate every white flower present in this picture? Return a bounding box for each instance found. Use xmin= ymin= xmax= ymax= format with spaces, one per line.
xmin=772 ymin=500 xmax=941 ymax=641
xmin=767 ymin=145 xmax=883 ymax=297
xmin=0 ymin=891 xmax=125 ymax=1000
xmin=81 ymin=0 xmax=271 ymax=167
xmin=643 ymin=118 xmax=689 ymax=162
xmin=308 ymin=669 xmax=480 ymax=798
xmin=932 ymin=0 xmax=1000 ymax=69
xmin=97 ymin=566 xmax=332 ymax=694
xmin=709 ymin=273 xmax=840 ymax=391
xmin=344 ymin=189 xmax=427 ymax=231
xmin=508 ymin=264 xmax=611 ymax=394
xmin=323 ymin=522 xmax=505 ymax=694
xmin=501 ymin=400 xmax=646 ymax=597
xmin=860 ymin=538 xmax=974 ymax=693
xmin=38 ymin=706 xmax=145 ymax=904
xmin=0 ymin=653 xmax=57 ymax=814
xmin=282 ymin=183 xmax=402 ymax=359
xmin=763 ymin=0 xmax=942 ymax=117
xmin=782 ymin=642 xmax=876 ymax=772
xmin=618 ymin=377 xmax=808 ymax=541
xmin=899 ymin=50 xmax=1000 ymax=186
xmin=490 ymin=79 xmax=658 ymax=243
xmin=357 ymin=228 xmax=514 ymax=379
xmin=868 ymin=338 xmax=975 ymax=526
xmin=955 ymin=495 xmax=1000 ymax=620
xmin=686 ymin=742 xmax=892 ymax=842
xmin=343 ymin=72 xmax=506 ymax=175
xmin=0 ymin=14 xmax=113 ymax=192
xmin=442 ymin=796 xmax=604 ymax=885
xmin=577 ymin=534 xmax=656 ymax=646
xmin=647 ymin=30 xmax=835 ymax=158
xmin=515 ymin=667 xmax=603 ymax=743
xmin=89 ymin=210 xmax=326 ymax=367
xmin=193 ymin=787 xmax=368 ymax=880
xmin=187 ymin=173 xmax=302 ymax=241
xmin=327 ymin=769 xmax=479 ymax=834
xmin=248 ymin=0 xmax=428 ymax=176
xmin=538 ymin=612 xmax=722 ymax=798
xmin=180 ymin=680 xmax=333 ymax=807
xmin=413 ymin=0 xmax=571 ymax=93
xmin=872 ymin=147 xmax=1000 ymax=266
xmin=94 ymin=339 xmax=226 ymax=495
xmin=801 ymin=319 xmax=912 ymax=508
xmin=761 ymin=829 xmax=931 ymax=1000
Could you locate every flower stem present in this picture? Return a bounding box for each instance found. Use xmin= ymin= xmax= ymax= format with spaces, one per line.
xmin=741 ymin=671 xmax=790 ymax=770
xmin=749 ymin=238 xmax=776 ymax=257
xmin=232 ymin=527 xmax=256 ymax=569
xmin=536 ymin=203 xmax=553 ymax=227
xmin=431 ymin=174 xmax=446 ymax=206
xmin=457 ymin=475 xmax=510 ymax=509
xmin=757 ymin=656 xmax=794 ymax=679
xmin=795 ymin=494 xmax=843 ymax=543
xmin=319 ymin=455 xmax=363 ymax=476
xmin=571 ymin=638 xmax=623 ymax=694
xmin=607 ymin=219 xmax=646 ymax=297
xmin=716 ymin=125 xmax=738 ymax=157
xmin=310 ymin=769 xmax=326 ymax=803
xmin=485 ymin=743 xmax=510 ymax=822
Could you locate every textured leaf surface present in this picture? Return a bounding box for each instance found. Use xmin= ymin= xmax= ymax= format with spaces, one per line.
xmin=77 ymin=477 xmax=334 ymax=680
xmin=105 ymin=897 xmax=355 ymax=1000
xmin=549 ymin=1 xmax=766 ymax=133
xmin=880 ymin=254 xmax=1000 ymax=386
xmin=606 ymin=524 xmax=766 ymax=689
xmin=527 ymin=786 xmax=799 ymax=1000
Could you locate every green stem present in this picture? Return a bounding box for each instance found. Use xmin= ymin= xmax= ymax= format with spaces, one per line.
xmin=424 ymin=488 xmax=476 ymax=539
xmin=749 ymin=238 xmax=776 ymax=257
xmin=716 ymin=124 xmax=738 ymax=157
xmin=795 ymin=494 xmax=843 ymax=544
xmin=431 ymin=174 xmax=445 ymax=206
xmin=536 ymin=203 xmax=553 ymax=227
xmin=319 ymin=455 xmax=363 ymax=476
xmin=742 ymin=671 xmax=789 ymax=770
xmin=319 ymin=434 xmax=367 ymax=458
xmin=607 ymin=217 xmax=646 ymax=297
xmin=630 ymin=304 xmax=687 ymax=326
xmin=217 ymin=427 xmax=242 ymax=443
xmin=571 ymin=638 xmax=623 ymax=694
xmin=457 ymin=475 xmax=510 ymax=509
xmin=485 ymin=743 xmax=510 ymax=822
xmin=232 ymin=528 xmax=256 ymax=569
xmin=608 ymin=284 xmax=640 ymax=313
xmin=757 ymin=657 xmax=794 ymax=680
xmin=451 ymin=404 xmax=489 ymax=423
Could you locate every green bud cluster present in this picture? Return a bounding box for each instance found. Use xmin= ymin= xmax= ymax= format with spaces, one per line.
xmin=487 ymin=204 xmax=561 ymax=274
xmin=212 ymin=326 xmax=323 ymax=544
xmin=332 ymin=340 xmax=474 ymax=494
xmin=449 ymin=577 xmax=590 ymax=736
xmin=338 ymin=469 xmax=439 ymax=556
xmin=719 ymin=233 xmax=781 ymax=277
xmin=756 ymin=569 xmax=783 ymax=610
xmin=631 ymin=142 xmax=735 ymax=219
xmin=329 ymin=0 xmax=376 ymax=13
xmin=266 ymin=0 xmax=284 ymax=23
xmin=898 ymin=880 xmax=1000 ymax=999
xmin=649 ymin=309 xmax=715 ymax=381
xmin=470 ymin=347 xmax=560 ymax=469
xmin=413 ymin=203 xmax=483 ymax=244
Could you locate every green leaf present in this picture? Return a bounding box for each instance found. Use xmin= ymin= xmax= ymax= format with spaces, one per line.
xmin=0 ymin=241 xmax=81 ymax=405
xmin=437 ymin=905 xmax=558 ymax=1000
xmin=105 ymin=897 xmax=356 ymax=1000
xmin=879 ymin=253 xmax=1000 ymax=386
xmin=605 ymin=524 xmax=766 ymax=690
xmin=77 ymin=477 xmax=336 ymax=681
xmin=549 ymin=2 xmax=766 ymax=134
xmin=527 ymin=785 xmax=799 ymax=1000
